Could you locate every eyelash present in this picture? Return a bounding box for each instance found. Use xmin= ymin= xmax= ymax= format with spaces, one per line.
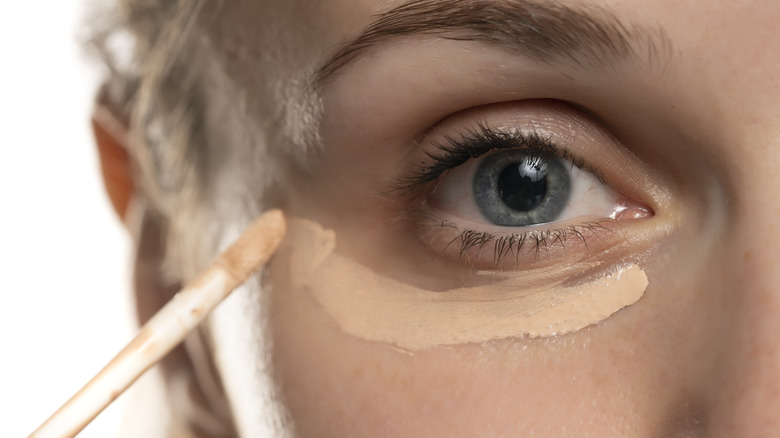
xmin=436 ymin=217 xmax=615 ymax=266
xmin=394 ymin=123 xmax=605 ymax=196
xmin=396 ymin=123 xmax=618 ymax=266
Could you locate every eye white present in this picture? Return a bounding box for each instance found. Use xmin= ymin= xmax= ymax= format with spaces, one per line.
xmin=427 ymin=151 xmax=620 ymax=228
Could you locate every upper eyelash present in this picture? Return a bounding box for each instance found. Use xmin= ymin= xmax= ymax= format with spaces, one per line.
xmin=390 ymin=122 xmax=603 ymax=196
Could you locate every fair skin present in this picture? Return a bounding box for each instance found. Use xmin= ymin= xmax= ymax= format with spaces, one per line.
xmin=104 ymin=0 xmax=780 ymax=436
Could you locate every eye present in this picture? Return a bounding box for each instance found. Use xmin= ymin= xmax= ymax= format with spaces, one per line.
xmin=395 ymin=114 xmax=655 ymax=269
xmin=428 ymin=148 xmax=620 ymax=228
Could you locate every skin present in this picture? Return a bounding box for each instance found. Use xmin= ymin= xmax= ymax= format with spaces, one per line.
xmin=101 ymin=0 xmax=780 ymax=436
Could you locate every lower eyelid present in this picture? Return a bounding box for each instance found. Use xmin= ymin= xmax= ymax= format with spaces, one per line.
xmin=409 ymin=208 xmax=652 ymax=273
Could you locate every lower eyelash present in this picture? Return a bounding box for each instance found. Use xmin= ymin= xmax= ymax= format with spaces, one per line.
xmin=440 ymin=220 xmax=615 ymax=267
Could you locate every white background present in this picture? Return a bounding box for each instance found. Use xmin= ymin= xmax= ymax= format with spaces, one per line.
xmin=0 ymin=1 xmax=135 ymax=436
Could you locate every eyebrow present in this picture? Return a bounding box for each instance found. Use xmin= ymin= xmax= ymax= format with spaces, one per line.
xmin=314 ymin=0 xmax=670 ymax=85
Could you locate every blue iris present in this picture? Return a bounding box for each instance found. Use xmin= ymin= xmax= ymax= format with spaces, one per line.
xmin=473 ymin=150 xmax=571 ymax=226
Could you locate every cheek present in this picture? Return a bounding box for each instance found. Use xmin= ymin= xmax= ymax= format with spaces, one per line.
xmin=266 ymin=245 xmax=704 ymax=437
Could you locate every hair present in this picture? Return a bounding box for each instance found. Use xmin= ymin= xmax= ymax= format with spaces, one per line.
xmin=93 ymin=0 xmax=201 ymax=208
xmin=89 ymin=0 xmax=212 ymax=277
xmin=91 ymin=0 xmax=325 ymax=284
xmin=89 ymin=4 xmax=310 ymax=435
xmin=90 ymin=3 xmax=244 ymax=436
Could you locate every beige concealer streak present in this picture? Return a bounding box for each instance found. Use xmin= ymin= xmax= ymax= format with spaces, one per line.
xmin=282 ymin=218 xmax=648 ymax=351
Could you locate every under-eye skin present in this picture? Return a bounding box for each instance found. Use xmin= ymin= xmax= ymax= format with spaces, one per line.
xmin=393 ymin=122 xmax=654 ymax=269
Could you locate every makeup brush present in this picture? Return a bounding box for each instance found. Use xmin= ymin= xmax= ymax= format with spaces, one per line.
xmin=30 ymin=209 xmax=286 ymax=438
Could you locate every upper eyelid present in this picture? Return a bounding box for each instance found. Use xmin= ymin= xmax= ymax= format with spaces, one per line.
xmin=389 ymin=123 xmax=602 ymax=196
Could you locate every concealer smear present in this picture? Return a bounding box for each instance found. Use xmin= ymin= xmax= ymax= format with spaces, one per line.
xmin=279 ymin=218 xmax=648 ymax=351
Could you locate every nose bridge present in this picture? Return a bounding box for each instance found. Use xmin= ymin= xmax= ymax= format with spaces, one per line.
xmin=704 ymin=156 xmax=780 ymax=436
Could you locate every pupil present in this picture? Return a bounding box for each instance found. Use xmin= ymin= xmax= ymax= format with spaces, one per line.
xmin=498 ymin=157 xmax=548 ymax=212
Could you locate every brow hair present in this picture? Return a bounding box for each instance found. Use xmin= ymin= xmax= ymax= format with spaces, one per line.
xmin=316 ymin=0 xmax=669 ymax=85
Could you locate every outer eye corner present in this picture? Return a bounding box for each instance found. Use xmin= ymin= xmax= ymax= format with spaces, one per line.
xmin=609 ymin=198 xmax=655 ymax=221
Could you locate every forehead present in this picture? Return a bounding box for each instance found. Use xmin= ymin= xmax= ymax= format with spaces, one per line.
xmin=198 ymin=0 xmax=780 ymax=181
xmin=207 ymin=0 xmax=780 ymax=108
xmin=212 ymin=1 xmax=777 ymax=59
